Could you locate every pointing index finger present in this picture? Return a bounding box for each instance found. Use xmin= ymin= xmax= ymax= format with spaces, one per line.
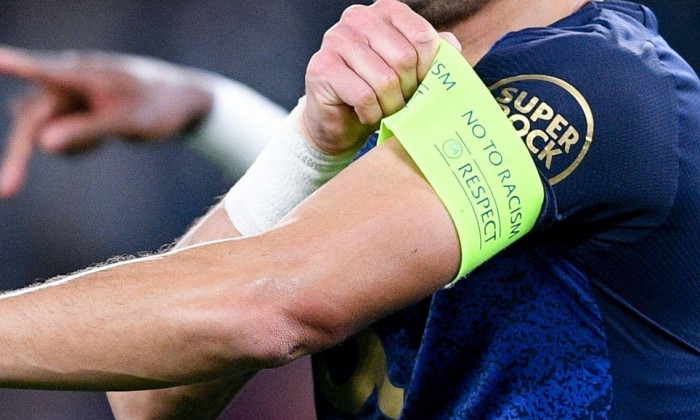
xmin=0 ymin=46 xmax=87 ymax=90
xmin=0 ymin=46 xmax=49 ymax=80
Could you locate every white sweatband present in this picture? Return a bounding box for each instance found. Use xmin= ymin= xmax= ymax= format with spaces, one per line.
xmin=224 ymin=97 xmax=357 ymax=235
xmin=188 ymin=75 xmax=288 ymax=180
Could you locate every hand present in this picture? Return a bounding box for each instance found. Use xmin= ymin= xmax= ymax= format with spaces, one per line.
xmin=0 ymin=48 xmax=214 ymax=197
xmin=303 ymin=0 xmax=461 ymax=155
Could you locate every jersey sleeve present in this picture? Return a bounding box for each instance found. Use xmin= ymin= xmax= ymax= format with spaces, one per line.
xmin=475 ymin=26 xmax=680 ymax=246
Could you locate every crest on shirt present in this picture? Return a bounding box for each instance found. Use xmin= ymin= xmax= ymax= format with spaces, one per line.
xmin=490 ymin=75 xmax=594 ymax=185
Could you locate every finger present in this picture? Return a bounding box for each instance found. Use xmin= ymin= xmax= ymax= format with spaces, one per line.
xmin=308 ymin=54 xmax=384 ymax=126
xmin=340 ymin=6 xmax=420 ymax=102
xmin=0 ymin=148 xmax=28 ymax=198
xmin=39 ymin=113 xmax=114 ymax=152
xmin=0 ymin=46 xmax=47 ymax=80
xmin=364 ymin=24 xmax=419 ymax=102
xmin=334 ymin=36 xmax=406 ymax=117
xmin=439 ymin=32 xmax=463 ymax=53
xmin=0 ymin=91 xmax=59 ymax=197
xmin=379 ymin=0 xmax=441 ymax=80
xmin=0 ymin=46 xmax=91 ymax=91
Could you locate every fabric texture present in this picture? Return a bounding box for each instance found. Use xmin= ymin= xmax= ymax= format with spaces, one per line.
xmin=313 ymin=1 xmax=700 ymax=418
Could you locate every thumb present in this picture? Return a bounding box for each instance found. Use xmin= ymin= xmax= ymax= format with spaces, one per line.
xmin=438 ymin=32 xmax=462 ymax=52
xmin=0 ymin=153 xmax=28 ymax=198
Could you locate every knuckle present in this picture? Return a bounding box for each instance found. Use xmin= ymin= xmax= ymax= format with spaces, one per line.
xmin=380 ymin=0 xmax=415 ymax=20
xmin=356 ymin=105 xmax=382 ymax=126
xmin=305 ymin=52 xmax=323 ymax=75
xmin=354 ymin=87 xmax=378 ymax=110
xmin=374 ymin=0 xmax=398 ymax=10
xmin=375 ymin=69 xmax=400 ymax=94
xmin=340 ymin=4 xmax=380 ymax=32
xmin=320 ymin=24 xmax=356 ymax=54
xmin=340 ymin=4 xmax=367 ymax=24
xmin=410 ymin=27 xmax=439 ymax=46
xmin=392 ymin=45 xmax=418 ymax=72
xmin=305 ymin=53 xmax=335 ymax=83
xmin=320 ymin=28 xmax=344 ymax=51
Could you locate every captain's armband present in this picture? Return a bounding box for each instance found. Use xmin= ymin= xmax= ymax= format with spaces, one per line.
xmin=378 ymin=40 xmax=544 ymax=285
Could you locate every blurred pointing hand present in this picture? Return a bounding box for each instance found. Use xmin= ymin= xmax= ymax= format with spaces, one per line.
xmin=0 ymin=48 xmax=214 ymax=198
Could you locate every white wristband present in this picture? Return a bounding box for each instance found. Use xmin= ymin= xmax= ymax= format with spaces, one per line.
xmin=224 ymin=97 xmax=357 ymax=235
xmin=188 ymin=75 xmax=288 ymax=180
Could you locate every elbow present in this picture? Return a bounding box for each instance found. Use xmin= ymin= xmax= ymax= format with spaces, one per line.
xmin=215 ymin=280 xmax=354 ymax=372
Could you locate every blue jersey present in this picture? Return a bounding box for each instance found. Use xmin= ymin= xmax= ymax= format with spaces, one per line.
xmin=312 ymin=1 xmax=700 ymax=418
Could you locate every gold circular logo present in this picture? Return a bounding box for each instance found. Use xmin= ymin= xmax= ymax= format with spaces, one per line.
xmin=489 ymin=75 xmax=594 ymax=185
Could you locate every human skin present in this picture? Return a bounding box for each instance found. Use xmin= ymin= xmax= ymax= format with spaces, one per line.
xmin=0 ymin=1 xmax=464 ymax=390
xmin=0 ymin=0 xmax=590 ymax=419
xmin=0 ymin=135 xmax=460 ymax=389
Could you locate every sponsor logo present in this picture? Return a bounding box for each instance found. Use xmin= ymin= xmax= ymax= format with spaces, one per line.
xmin=490 ymin=75 xmax=594 ymax=185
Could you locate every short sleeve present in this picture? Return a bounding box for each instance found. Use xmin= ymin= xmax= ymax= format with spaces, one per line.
xmin=475 ymin=26 xmax=680 ymax=246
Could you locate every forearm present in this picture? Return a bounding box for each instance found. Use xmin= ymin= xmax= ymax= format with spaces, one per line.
xmin=108 ymin=203 xmax=252 ymax=419
xmin=108 ymin=374 xmax=255 ymax=420
xmin=0 ymin=244 xmax=272 ymax=390
xmin=107 ymin=95 xmax=349 ymax=417
xmin=0 ymin=138 xmax=459 ymax=391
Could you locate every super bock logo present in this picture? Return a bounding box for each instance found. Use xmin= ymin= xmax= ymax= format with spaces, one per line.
xmin=490 ymin=75 xmax=594 ymax=185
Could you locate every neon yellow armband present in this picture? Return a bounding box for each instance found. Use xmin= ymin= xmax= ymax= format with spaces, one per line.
xmin=378 ymin=40 xmax=544 ymax=284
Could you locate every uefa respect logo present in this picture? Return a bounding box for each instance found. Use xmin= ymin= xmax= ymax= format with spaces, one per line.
xmin=489 ymin=75 xmax=594 ymax=185
xmin=442 ymin=138 xmax=464 ymax=160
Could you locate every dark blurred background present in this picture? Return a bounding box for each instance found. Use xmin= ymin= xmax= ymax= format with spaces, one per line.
xmin=0 ymin=1 xmax=696 ymax=419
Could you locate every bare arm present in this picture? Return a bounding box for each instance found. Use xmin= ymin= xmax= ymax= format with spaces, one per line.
xmin=107 ymin=204 xmax=258 ymax=420
xmin=0 ymin=136 xmax=459 ymax=390
xmin=0 ymin=2 xmax=458 ymax=417
xmin=0 ymin=44 xmax=289 ymax=420
xmin=109 ymin=374 xmax=256 ymax=420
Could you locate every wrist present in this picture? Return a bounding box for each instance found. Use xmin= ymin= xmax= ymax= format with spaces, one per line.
xmin=300 ymin=97 xmax=375 ymax=157
xmin=186 ymin=74 xmax=288 ymax=179
xmin=224 ymin=97 xmax=358 ymax=235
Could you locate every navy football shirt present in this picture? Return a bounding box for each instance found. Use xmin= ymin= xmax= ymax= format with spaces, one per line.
xmin=313 ymin=1 xmax=700 ymax=418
